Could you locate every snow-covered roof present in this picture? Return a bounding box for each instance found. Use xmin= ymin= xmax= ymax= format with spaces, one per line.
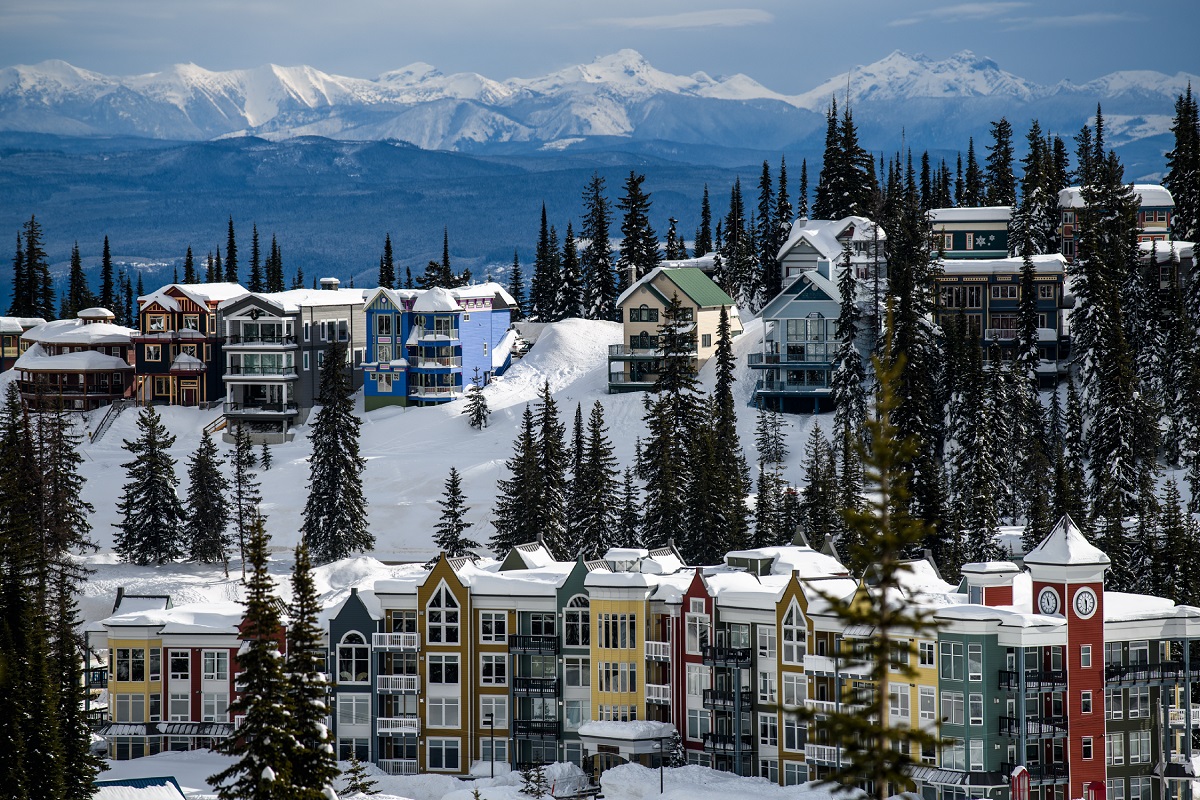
xmin=725 ymin=545 xmax=848 ymax=578
xmin=170 ymin=353 xmax=204 ymax=369
xmin=453 ymin=281 xmax=518 ymax=306
xmin=1023 ymin=515 xmax=1110 ymax=568
xmin=20 ymin=317 xmax=135 ymax=346
xmin=139 ymin=282 xmax=248 ymax=311
xmin=1140 ymin=240 xmax=1194 ymax=260
xmin=615 ymin=266 xmax=736 ymax=310
xmin=78 ymin=306 xmax=116 ymax=320
xmin=101 ymin=600 xmax=244 ymax=633
xmin=493 ymin=328 xmax=518 ymax=369
xmin=940 ymin=254 xmax=1066 ymax=275
xmin=961 ymin=561 xmax=1021 ymax=575
xmin=578 ymin=720 xmax=676 ymax=741
xmin=1104 ymin=592 xmax=1182 ymax=623
xmin=413 ymin=286 xmax=463 ymax=312
xmin=929 ymin=205 xmax=1013 ymax=223
xmin=218 ymin=287 xmax=368 ymax=313
xmin=13 ymin=342 xmax=132 ymax=372
xmin=93 ymin=777 xmax=187 ymax=800
xmin=605 ymin=547 xmax=649 ymax=562
xmin=662 ymin=252 xmax=716 ymax=270
xmin=1058 ymin=184 xmax=1174 ymax=209
xmin=0 ymin=315 xmax=46 ymax=333
xmin=506 ymin=541 xmax=557 ymax=570
xmin=777 ymin=215 xmax=884 ymax=262
xmin=703 ymin=570 xmax=789 ymax=610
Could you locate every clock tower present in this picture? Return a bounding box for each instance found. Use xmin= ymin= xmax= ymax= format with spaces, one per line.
xmin=1023 ymin=515 xmax=1110 ymax=800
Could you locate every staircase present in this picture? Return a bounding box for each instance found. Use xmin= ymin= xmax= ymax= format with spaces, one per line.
xmin=203 ymin=414 xmax=228 ymax=437
xmin=89 ymin=399 xmax=131 ymax=444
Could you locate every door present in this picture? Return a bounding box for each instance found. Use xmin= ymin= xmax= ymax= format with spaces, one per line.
xmin=181 ymin=387 xmax=197 ymax=406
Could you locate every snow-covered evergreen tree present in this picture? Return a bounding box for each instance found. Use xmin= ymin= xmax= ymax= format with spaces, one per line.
xmin=230 ymin=425 xmax=263 ymax=576
xmin=114 ymin=406 xmax=185 ymax=565
xmin=580 ymin=172 xmax=617 ymax=320
xmin=260 ymin=440 xmax=272 ymax=471
xmin=616 ymin=468 xmax=643 ymax=547
xmin=340 ymin=755 xmax=378 ymax=796
xmin=754 ymin=406 xmax=789 ymax=466
xmin=185 ymin=431 xmax=231 ymax=570
xmin=464 ymin=367 xmax=490 ymax=430
xmin=520 ymin=762 xmax=551 ymax=798
xmin=302 ymin=340 xmax=372 ymax=563
xmin=284 ymin=543 xmax=339 ymax=800
xmin=211 ymin=516 xmax=295 ymax=800
xmin=491 ymin=405 xmax=542 ymax=553
xmin=617 ymin=171 xmax=660 ymax=286
xmin=434 ymin=467 xmax=480 ymax=558
xmin=557 ymin=222 xmax=585 ymax=319
xmin=571 ymin=402 xmax=622 ymax=558
xmin=800 ymin=426 xmax=839 ymax=545
xmin=831 ymin=241 xmax=867 ymax=434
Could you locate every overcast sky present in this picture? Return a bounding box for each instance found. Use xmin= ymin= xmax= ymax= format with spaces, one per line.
xmin=1 ymin=0 xmax=1193 ymax=88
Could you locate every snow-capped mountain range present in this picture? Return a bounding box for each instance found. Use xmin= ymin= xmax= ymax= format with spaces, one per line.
xmin=1 ymin=49 xmax=1194 ymax=150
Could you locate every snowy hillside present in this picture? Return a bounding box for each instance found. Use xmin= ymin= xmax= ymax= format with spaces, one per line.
xmin=1 ymin=49 xmax=1193 ymax=148
xmin=51 ymin=317 xmax=820 ymax=631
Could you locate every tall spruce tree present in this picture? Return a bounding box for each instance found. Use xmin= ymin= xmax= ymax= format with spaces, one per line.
xmin=616 ymin=468 xmax=643 ymax=547
xmin=100 ymin=235 xmax=115 ymax=309
xmin=695 ymin=184 xmax=713 ymax=257
xmin=231 ymin=425 xmax=263 ymax=577
xmin=284 ymin=543 xmax=339 ymax=800
xmin=984 ymin=117 xmax=1016 ymax=206
xmin=61 ymin=242 xmax=94 ymax=318
xmin=963 ymin=138 xmax=985 ymax=206
xmin=756 ymin=160 xmax=778 ymax=308
xmin=799 ymin=426 xmax=839 ymax=545
xmin=530 ymin=205 xmax=559 ymax=321
xmin=1165 ymin=84 xmax=1199 ymax=241
xmin=114 ymin=407 xmax=185 ymax=565
xmin=557 ymin=222 xmax=585 ymax=319
xmin=248 ymin=224 xmax=263 ymax=292
xmin=617 ymin=171 xmax=659 ymax=286
xmin=802 ymin=329 xmax=942 ymax=798
xmin=507 ymin=250 xmax=526 ymax=320
xmin=183 ymin=246 xmax=197 ymax=284
xmin=797 ymin=158 xmax=809 ymax=218
xmin=580 ymin=172 xmax=617 ymax=319
xmin=569 ymin=401 xmax=622 ymax=558
xmin=186 ymin=431 xmax=232 ymax=571
xmin=434 ymin=467 xmax=480 ymax=557
xmin=464 ymin=367 xmax=490 ymax=430
xmin=302 ymin=340 xmax=372 ymax=563
xmin=491 ymin=405 xmax=542 ymax=553
xmin=831 ymin=240 xmax=867 ymax=432
xmin=211 ymin=516 xmax=295 ymax=800
xmin=223 ymin=216 xmax=238 ymax=283
xmin=533 ymin=381 xmax=569 ymax=554
xmin=267 ymin=235 xmax=285 ymax=292
xmin=664 ymin=217 xmax=687 ymax=261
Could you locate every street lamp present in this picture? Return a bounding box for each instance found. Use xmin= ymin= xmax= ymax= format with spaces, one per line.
xmin=483 ymin=712 xmax=495 ymax=778
xmin=654 ymin=735 xmax=670 ymax=794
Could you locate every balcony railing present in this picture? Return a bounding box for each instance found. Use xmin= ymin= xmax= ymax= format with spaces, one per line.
xmin=998 ymin=669 xmax=1068 ymax=691
xmin=377 ymin=716 xmax=420 ymax=735
xmin=412 ymin=356 xmax=462 ymax=369
xmin=703 ymin=688 xmax=753 ymax=710
xmin=608 ymin=373 xmax=656 ymax=385
xmin=646 ymin=684 xmax=671 ymax=705
xmin=805 ymin=743 xmax=847 ymax=766
xmin=409 ymin=386 xmax=461 ymax=399
xmin=1000 ymin=762 xmax=1068 ymax=784
xmin=513 ymin=719 xmax=559 ymax=737
xmin=1105 ymin=661 xmax=1200 ymax=684
xmin=377 ymin=674 xmax=419 ymax=693
xmin=373 ymin=632 xmax=420 ymax=650
xmin=645 ymin=641 xmax=670 ymax=661
xmin=411 ymin=327 xmax=460 ymax=342
xmin=223 ymin=401 xmax=298 ymax=415
xmin=513 ymin=677 xmax=558 ymax=695
xmin=224 ymin=334 xmax=295 ymax=347
xmin=1168 ymin=707 xmax=1200 ymax=726
xmin=754 ymin=379 xmax=829 ymax=395
xmin=985 ymin=328 xmax=1018 ymax=341
xmin=378 ymin=759 xmax=418 ymax=776
xmin=747 ymin=348 xmax=835 ymax=366
xmin=998 ymin=715 xmax=1067 ymax=738
xmin=702 ymin=732 xmax=753 ymax=752
xmin=609 ymin=344 xmax=663 ymax=358
xmin=509 ymin=634 xmax=559 ymax=655
xmin=225 ymin=364 xmax=297 ymax=377
xmin=701 ymin=645 xmax=752 ymax=668
xmin=803 ymin=653 xmax=872 ymax=678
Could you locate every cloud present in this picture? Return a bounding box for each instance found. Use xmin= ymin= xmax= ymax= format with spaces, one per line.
xmin=887 ymin=1 xmax=1029 ymax=26
xmin=1000 ymin=12 xmax=1141 ymax=29
xmin=593 ymin=9 xmax=774 ymax=30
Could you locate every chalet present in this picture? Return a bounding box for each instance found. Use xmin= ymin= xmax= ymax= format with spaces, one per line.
xmin=1058 ymin=184 xmax=1175 ymax=261
xmin=216 ymin=278 xmax=367 ymax=442
xmin=134 ymin=282 xmax=245 ymax=407
xmin=14 ymin=308 xmax=134 ymax=411
xmin=775 ymin=215 xmax=886 ymax=285
xmin=361 ymin=282 xmax=518 ymax=410
xmin=929 ymin=206 xmax=1013 ymax=259
xmin=608 ymin=267 xmax=741 ymax=393
xmin=0 ymin=315 xmax=45 ymax=371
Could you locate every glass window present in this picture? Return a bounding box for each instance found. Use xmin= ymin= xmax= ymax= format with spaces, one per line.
xmin=145 ymin=344 xmax=162 ymax=361
xmin=337 ymin=633 xmax=369 ymax=683
xmin=967 ymin=644 xmax=982 ymax=681
xmin=969 ymin=693 xmax=983 ymax=726
xmin=782 ymin=604 xmax=805 ymax=664
xmin=784 ymin=762 xmax=807 ymax=786
xmin=758 ymin=671 xmax=777 ymax=704
xmin=890 ymin=685 xmax=910 ymax=719
xmin=919 ymin=641 xmax=935 ymax=667
xmin=1081 ymin=645 xmax=1092 ymax=668
xmin=565 ymin=657 xmax=590 ymax=688
xmin=479 ymin=611 xmax=506 ymax=643
xmin=337 ymin=738 xmax=369 ymax=762
xmin=564 ymin=596 xmax=590 ymax=646
xmin=168 ymin=693 xmax=189 ymax=721
xmin=428 ymin=654 xmax=459 ymax=685
xmin=942 ymin=691 xmax=964 ymax=725
xmin=940 ymin=641 xmax=964 ymax=681
xmin=149 ymin=648 xmax=161 ymax=682
xmin=1106 ymin=733 xmax=1124 ymax=765
xmin=686 ymin=708 xmax=711 ymax=741
xmin=970 ymin=739 xmax=984 ymax=772
xmin=758 ymin=627 xmax=776 ymax=659
xmin=377 ymin=315 xmax=392 ymax=336
xmin=782 ymin=672 xmax=805 ymax=706
xmin=481 ymin=736 xmax=508 ymax=764
xmin=1129 ymin=730 xmax=1151 ymax=764
xmin=480 ymin=654 xmax=506 ymax=686
xmin=202 ymin=650 xmax=227 ymax=681
xmin=427 ymin=697 xmax=460 ymax=728
xmin=1083 ymin=737 xmax=1093 ymax=759
xmin=758 ymin=713 xmax=778 ymax=746
xmin=919 ymin=686 xmax=936 ymax=720
xmin=202 ymin=692 xmax=229 ymax=722
xmin=1081 ymin=690 xmax=1093 ymax=714
xmin=337 ymin=695 xmax=370 ymax=726
xmin=427 ymin=584 xmax=460 ymax=644
xmin=530 ymin=612 xmax=555 ymax=638
xmin=564 ymin=699 xmax=589 ymax=731
xmin=428 ymin=738 xmax=460 ymax=771
xmin=783 ymin=714 xmax=803 ymax=751
xmin=686 ymin=613 xmax=708 ymax=655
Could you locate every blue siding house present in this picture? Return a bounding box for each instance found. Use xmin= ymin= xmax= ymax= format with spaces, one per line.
xmin=362 ymin=283 xmax=517 ymax=410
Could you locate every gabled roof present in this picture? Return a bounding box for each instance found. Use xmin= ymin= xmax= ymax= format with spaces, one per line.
xmin=759 ymin=266 xmax=842 ymax=319
xmin=140 ymin=283 xmax=247 ymax=312
xmin=777 ymin=215 xmax=885 ymax=262
xmin=1058 ymin=184 xmax=1174 ymax=209
xmin=94 ymin=777 xmax=187 ymax=800
xmin=929 ymin=206 xmax=1013 ymax=224
xmin=617 ymin=267 xmax=735 ymax=309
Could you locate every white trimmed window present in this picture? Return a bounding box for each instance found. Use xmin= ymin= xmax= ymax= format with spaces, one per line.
xmin=202 ymin=650 xmax=228 ymax=681
xmin=480 ymin=611 xmax=507 ymax=643
xmin=427 ymin=697 xmax=460 ymax=728
xmin=782 ymin=603 xmax=805 ymax=664
xmin=919 ymin=686 xmax=936 ymax=720
xmin=427 ymin=583 xmax=460 ymax=644
xmin=168 ymin=693 xmax=189 ymax=721
xmin=337 ymin=633 xmax=369 ymax=683
xmin=428 ymin=654 xmax=460 ymax=686
xmin=919 ymin=641 xmax=935 ymax=667
xmin=783 ymin=714 xmax=803 ymax=751
xmin=782 ymin=672 xmax=805 ymax=707
xmin=565 ymin=657 xmax=590 ymax=688
xmin=169 ymin=650 xmax=189 ymax=681
xmin=758 ymin=671 xmax=777 ymax=704
xmin=687 ymin=708 xmax=710 ymax=741
xmin=427 ymin=738 xmax=460 ymax=771
xmin=564 ymin=596 xmax=590 ymax=647
xmin=337 ymin=694 xmax=370 ymax=726
xmin=202 ymin=692 xmax=229 ymax=722
xmin=480 ymin=654 xmax=506 ymax=686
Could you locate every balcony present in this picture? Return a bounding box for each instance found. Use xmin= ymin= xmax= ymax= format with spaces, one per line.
xmin=509 ymin=634 xmax=559 ymax=655
xmin=378 ymin=759 xmax=418 ymax=776
xmin=747 ymin=347 xmax=835 ymax=367
xmin=412 ymin=356 xmax=462 ymax=370
xmin=1168 ymin=707 xmax=1200 ymax=727
xmin=703 ymin=688 xmax=752 ymax=710
xmin=411 ymin=327 xmax=460 ymax=344
xmin=408 ymin=386 xmax=462 ymax=400
xmin=512 ymin=677 xmax=558 ymax=695
xmin=701 ymin=645 xmax=752 ymax=668
xmin=805 ymin=743 xmax=848 ymax=766
xmin=1000 ymin=762 xmax=1069 ymax=784
xmin=223 ymin=400 xmax=298 ymax=417
xmin=702 ymin=732 xmax=753 ymax=752
xmin=998 ymin=669 xmax=1068 ymax=691
xmin=646 ymin=684 xmax=670 ymax=705
xmin=753 ymin=379 xmax=830 ymax=396
xmin=223 ymin=364 xmax=298 ymax=379
xmin=803 ymin=653 xmax=872 ymax=678
xmin=645 ymin=641 xmax=671 ymax=661
xmin=608 ymin=373 xmax=657 ymax=390
xmin=609 ymin=344 xmax=663 ymax=359
xmin=984 ymin=328 xmax=1017 ymax=341
xmin=513 ymin=719 xmax=559 ymax=737
xmin=377 ymin=674 xmax=419 ymax=693
xmin=377 ymin=716 xmax=420 ymax=735
xmin=998 ymin=715 xmax=1067 ymax=738
xmin=373 ymin=632 xmax=420 ymax=651
xmin=1105 ymin=661 xmax=1200 ymax=684
xmin=224 ymin=334 xmax=296 ymax=348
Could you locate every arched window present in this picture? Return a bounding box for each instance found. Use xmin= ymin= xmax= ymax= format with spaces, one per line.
xmin=782 ymin=602 xmax=806 ymax=665
xmin=338 ymin=631 xmax=369 ymax=683
xmin=427 ymin=583 xmax=460 ymax=644
xmin=565 ymin=595 xmax=590 ymax=647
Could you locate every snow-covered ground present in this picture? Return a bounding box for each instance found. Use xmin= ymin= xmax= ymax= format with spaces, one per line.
xmin=100 ymin=750 xmax=837 ymax=800
xmin=14 ymin=315 xmax=823 ymax=630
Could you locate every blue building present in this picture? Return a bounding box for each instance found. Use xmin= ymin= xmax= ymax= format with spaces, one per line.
xmin=362 ymin=283 xmax=517 ymax=410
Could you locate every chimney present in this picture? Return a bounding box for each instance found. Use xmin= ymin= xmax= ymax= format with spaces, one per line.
xmin=320 ymin=277 xmax=340 ymax=291
xmin=113 ymin=586 xmax=125 ymax=613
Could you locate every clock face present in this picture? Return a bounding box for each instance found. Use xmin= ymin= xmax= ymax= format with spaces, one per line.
xmin=1038 ymin=587 xmax=1060 ymax=615
xmin=1074 ymin=587 xmax=1098 ymax=619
